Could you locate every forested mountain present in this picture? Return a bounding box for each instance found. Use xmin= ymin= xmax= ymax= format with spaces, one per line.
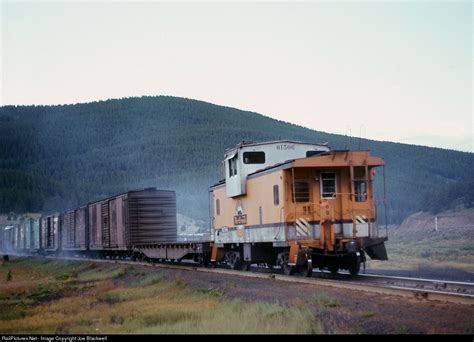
xmin=421 ymin=175 xmax=474 ymax=214
xmin=1 ymin=96 xmax=473 ymax=225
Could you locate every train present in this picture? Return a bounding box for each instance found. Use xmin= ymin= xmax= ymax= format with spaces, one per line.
xmin=0 ymin=140 xmax=388 ymax=276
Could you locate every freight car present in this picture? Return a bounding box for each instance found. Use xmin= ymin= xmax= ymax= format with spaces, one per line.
xmin=36 ymin=188 xmax=180 ymax=258
xmin=0 ymin=216 xmax=40 ymax=255
xmin=87 ymin=188 xmax=178 ymax=258
xmin=0 ymin=140 xmax=388 ymax=277
xmin=22 ymin=217 xmax=40 ymax=252
xmin=40 ymin=213 xmax=61 ymax=252
xmin=62 ymin=206 xmax=88 ymax=252
xmin=2 ymin=225 xmax=15 ymax=253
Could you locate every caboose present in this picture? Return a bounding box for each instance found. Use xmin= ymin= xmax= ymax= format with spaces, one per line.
xmin=209 ymin=140 xmax=388 ymax=276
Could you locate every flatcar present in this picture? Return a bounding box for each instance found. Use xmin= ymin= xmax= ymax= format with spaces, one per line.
xmin=0 ymin=140 xmax=388 ymax=276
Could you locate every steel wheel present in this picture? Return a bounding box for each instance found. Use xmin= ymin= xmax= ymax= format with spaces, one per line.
xmin=279 ymin=252 xmax=295 ymax=275
xmin=237 ymin=261 xmax=250 ymax=271
xmin=199 ymin=254 xmax=210 ymax=267
xmin=226 ymin=252 xmax=242 ymax=270
xmin=299 ymin=259 xmax=313 ymax=277
xmin=282 ymin=263 xmax=295 ymax=276
xmin=348 ymin=253 xmax=361 ymax=276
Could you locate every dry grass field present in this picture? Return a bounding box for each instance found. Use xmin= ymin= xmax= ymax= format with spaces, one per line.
xmin=0 ymin=257 xmax=321 ymax=334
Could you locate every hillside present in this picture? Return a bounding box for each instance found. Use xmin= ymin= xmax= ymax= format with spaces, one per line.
xmin=390 ymin=208 xmax=474 ymax=264
xmin=367 ymin=208 xmax=474 ymax=279
xmin=394 ymin=207 xmax=474 ymax=243
xmin=1 ymin=96 xmax=473 ymax=224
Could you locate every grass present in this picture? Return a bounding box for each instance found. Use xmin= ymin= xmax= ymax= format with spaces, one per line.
xmin=312 ymin=293 xmax=339 ymax=308
xmin=394 ymin=324 xmax=408 ymax=334
xmin=0 ymin=257 xmax=322 ymax=334
xmin=361 ymin=311 xmax=376 ymax=318
xmin=196 ymin=287 xmax=225 ymax=297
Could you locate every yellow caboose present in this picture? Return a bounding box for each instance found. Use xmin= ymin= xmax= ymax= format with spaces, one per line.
xmin=209 ymin=140 xmax=388 ymax=276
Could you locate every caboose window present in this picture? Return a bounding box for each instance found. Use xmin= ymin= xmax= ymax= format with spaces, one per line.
xmin=321 ymin=172 xmax=336 ymax=198
xmin=273 ymin=185 xmax=279 ymax=205
xmin=292 ymin=181 xmax=310 ymax=202
xmin=306 ymin=150 xmax=323 ymax=157
xmin=354 ymin=181 xmax=367 ymax=202
xmin=243 ymin=151 xmax=265 ymax=164
xmin=228 ymin=155 xmax=238 ymax=177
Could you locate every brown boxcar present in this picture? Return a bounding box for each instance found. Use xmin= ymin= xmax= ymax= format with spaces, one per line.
xmin=40 ymin=214 xmax=60 ymax=251
xmin=75 ymin=206 xmax=88 ymax=250
xmin=61 ymin=206 xmax=88 ymax=251
xmin=89 ymin=188 xmax=177 ymax=253
xmin=61 ymin=210 xmax=74 ymax=249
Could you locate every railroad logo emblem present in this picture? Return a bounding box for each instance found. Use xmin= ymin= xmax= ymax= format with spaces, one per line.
xmin=234 ymin=202 xmax=247 ymax=225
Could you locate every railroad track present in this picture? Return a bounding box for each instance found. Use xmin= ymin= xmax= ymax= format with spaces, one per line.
xmin=302 ymin=269 xmax=474 ymax=296
xmin=357 ymin=273 xmax=474 ymax=295
xmin=27 ymin=254 xmax=473 ymax=306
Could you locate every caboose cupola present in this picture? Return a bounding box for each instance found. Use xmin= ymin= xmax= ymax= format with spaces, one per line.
xmin=224 ymin=140 xmax=330 ymax=197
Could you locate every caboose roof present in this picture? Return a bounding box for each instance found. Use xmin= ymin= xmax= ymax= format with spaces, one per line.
xmin=246 ymin=150 xmax=384 ymax=179
xmin=224 ymin=139 xmax=329 ymax=154
xmin=292 ymin=150 xmax=385 ymax=168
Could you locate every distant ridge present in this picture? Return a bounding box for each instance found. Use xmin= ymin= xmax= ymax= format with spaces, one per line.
xmin=1 ymin=95 xmax=473 ymax=223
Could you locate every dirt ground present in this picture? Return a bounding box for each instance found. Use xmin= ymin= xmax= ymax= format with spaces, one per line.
xmin=148 ymin=265 xmax=474 ymax=334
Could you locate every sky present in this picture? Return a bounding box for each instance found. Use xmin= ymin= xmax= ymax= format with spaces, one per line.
xmin=1 ymin=0 xmax=472 ymax=152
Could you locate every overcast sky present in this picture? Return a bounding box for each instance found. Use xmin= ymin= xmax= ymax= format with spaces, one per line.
xmin=1 ymin=1 xmax=472 ymax=152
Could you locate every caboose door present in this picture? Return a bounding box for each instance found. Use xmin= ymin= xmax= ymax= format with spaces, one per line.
xmin=289 ymin=173 xmax=316 ymax=240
